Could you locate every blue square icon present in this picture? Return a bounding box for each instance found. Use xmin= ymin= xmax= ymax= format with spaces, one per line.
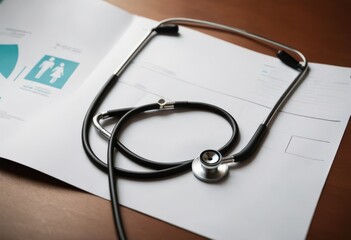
xmin=25 ymin=55 xmax=79 ymax=89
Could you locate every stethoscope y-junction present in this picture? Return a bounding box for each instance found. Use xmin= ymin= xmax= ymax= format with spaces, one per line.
xmin=82 ymin=18 xmax=308 ymax=239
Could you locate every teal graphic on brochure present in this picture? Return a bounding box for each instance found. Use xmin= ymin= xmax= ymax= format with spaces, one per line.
xmin=0 ymin=44 xmax=19 ymax=79
xmin=25 ymin=55 xmax=79 ymax=89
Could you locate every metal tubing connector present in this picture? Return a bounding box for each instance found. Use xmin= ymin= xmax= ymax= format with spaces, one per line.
xmin=158 ymin=99 xmax=175 ymax=110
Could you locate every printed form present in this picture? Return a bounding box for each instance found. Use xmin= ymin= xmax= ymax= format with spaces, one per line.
xmin=1 ymin=0 xmax=350 ymax=239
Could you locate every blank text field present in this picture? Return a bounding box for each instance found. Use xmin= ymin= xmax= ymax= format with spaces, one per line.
xmin=285 ymin=136 xmax=330 ymax=161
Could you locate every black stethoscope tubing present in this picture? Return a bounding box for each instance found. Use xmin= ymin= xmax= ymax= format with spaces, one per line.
xmin=82 ymin=78 xmax=240 ymax=240
xmin=105 ymin=101 xmax=239 ymax=238
xmin=84 ymin=98 xmax=239 ymax=179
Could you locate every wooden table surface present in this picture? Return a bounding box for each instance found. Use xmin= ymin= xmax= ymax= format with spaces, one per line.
xmin=1 ymin=0 xmax=350 ymax=239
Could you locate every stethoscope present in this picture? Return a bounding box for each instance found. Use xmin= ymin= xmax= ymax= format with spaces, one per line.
xmin=82 ymin=18 xmax=309 ymax=239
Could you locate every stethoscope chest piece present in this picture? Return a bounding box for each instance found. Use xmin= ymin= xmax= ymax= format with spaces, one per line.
xmin=192 ymin=150 xmax=229 ymax=182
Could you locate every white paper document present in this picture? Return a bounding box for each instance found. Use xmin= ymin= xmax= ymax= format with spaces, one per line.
xmin=1 ymin=0 xmax=350 ymax=239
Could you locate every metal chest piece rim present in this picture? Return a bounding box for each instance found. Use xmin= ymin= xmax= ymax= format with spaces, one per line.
xmin=192 ymin=149 xmax=229 ymax=182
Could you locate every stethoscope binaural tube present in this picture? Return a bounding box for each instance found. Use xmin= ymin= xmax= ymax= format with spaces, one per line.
xmin=81 ymin=18 xmax=309 ymax=240
xmin=88 ymin=18 xmax=309 ymax=177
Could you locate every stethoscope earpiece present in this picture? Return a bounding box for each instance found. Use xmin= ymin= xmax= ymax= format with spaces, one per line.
xmin=192 ymin=149 xmax=229 ymax=182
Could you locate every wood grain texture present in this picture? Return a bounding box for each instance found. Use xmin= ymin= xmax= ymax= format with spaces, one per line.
xmin=1 ymin=0 xmax=350 ymax=239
